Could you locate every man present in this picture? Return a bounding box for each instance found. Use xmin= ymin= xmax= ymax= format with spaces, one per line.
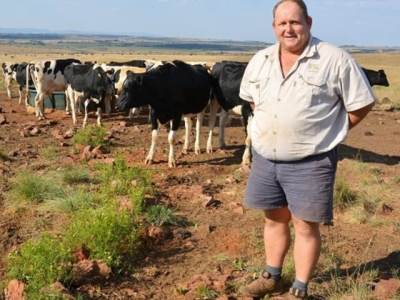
xmin=238 ymin=0 xmax=375 ymax=299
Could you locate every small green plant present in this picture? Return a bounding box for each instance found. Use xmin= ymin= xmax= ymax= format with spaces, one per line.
xmin=72 ymin=125 xmax=109 ymax=149
xmin=174 ymin=284 xmax=188 ymax=296
xmin=334 ymin=177 xmax=358 ymax=209
xmin=146 ymin=205 xmax=178 ymax=227
xmin=10 ymin=172 xmax=65 ymax=204
xmin=196 ymin=284 xmax=218 ymax=299
xmin=0 ymin=148 xmax=12 ymax=161
xmin=64 ymin=203 xmax=139 ymax=270
xmin=232 ymin=257 xmax=246 ymax=271
xmin=44 ymin=189 xmax=102 ymax=214
xmin=39 ymin=146 xmax=62 ymax=160
xmin=392 ymin=176 xmax=400 ymax=184
xmin=7 ymin=233 xmax=72 ymax=297
xmin=96 ymin=158 xmax=153 ymax=197
xmin=62 ymin=166 xmax=92 ymax=185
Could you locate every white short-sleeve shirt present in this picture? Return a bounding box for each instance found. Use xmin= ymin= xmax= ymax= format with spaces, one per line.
xmin=240 ymin=36 xmax=376 ymax=161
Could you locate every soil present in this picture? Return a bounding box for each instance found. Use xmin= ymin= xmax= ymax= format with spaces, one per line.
xmin=0 ymin=86 xmax=399 ymax=300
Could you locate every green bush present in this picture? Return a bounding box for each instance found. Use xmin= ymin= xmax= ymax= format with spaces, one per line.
xmin=64 ymin=203 xmax=139 ymax=270
xmin=72 ymin=125 xmax=109 ymax=149
xmin=7 ymin=234 xmax=72 ymax=298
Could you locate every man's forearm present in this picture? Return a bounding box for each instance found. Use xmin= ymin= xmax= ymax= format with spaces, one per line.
xmin=348 ymin=102 xmax=375 ymax=130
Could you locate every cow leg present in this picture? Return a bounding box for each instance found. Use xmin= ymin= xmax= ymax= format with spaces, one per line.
xmin=242 ymin=115 xmax=253 ymax=165
xmin=65 ymin=90 xmax=72 ymax=115
xmin=182 ymin=117 xmax=192 ymax=154
xmin=194 ymin=110 xmax=206 ymax=155
xmin=83 ymin=99 xmax=91 ymax=128
xmin=35 ymin=92 xmax=45 ymax=120
xmin=128 ymin=107 xmax=141 ymax=120
xmin=218 ymin=109 xmax=230 ymax=149
xmin=66 ymin=87 xmax=78 ymax=126
xmin=145 ymin=109 xmax=159 ymax=165
xmin=5 ymin=78 xmax=12 ymax=99
xmin=168 ymin=116 xmax=182 ymax=168
xmin=96 ymin=103 xmax=102 ymax=126
xmin=18 ymin=86 xmax=23 ymax=105
xmin=168 ymin=129 xmax=178 ymax=168
xmin=206 ymin=98 xmax=219 ymax=153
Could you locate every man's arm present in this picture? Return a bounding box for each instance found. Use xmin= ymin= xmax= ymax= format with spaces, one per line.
xmin=348 ymin=102 xmax=375 ymax=130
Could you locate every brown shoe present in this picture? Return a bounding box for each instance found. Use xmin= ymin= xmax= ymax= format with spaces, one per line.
xmin=286 ymin=287 xmax=308 ymax=299
xmin=238 ymin=270 xmax=283 ymax=298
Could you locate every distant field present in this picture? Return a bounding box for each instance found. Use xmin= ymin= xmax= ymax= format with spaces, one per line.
xmin=1 ymin=35 xmax=398 ymax=106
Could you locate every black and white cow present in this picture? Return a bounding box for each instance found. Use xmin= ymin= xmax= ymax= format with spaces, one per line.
xmin=211 ymin=60 xmax=253 ymax=165
xmin=64 ymin=63 xmax=116 ymax=127
xmin=28 ymin=58 xmax=82 ymax=119
xmin=1 ymin=62 xmax=18 ymax=99
xmin=361 ymin=67 xmax=390 ymax=87
xmin=15 ymin=62 xmax=33 ymax=105
xmin=100 ymin=64 xmax=147 ymax=119
xmin=116 ymin=60 xmax=217 ymax=168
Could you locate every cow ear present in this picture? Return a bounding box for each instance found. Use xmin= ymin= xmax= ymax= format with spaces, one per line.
xmin=134 ymin=75 xmax=143 ymax=85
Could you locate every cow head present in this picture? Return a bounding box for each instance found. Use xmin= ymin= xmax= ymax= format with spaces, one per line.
xmin=378 ymin=70 xmax=390 ymax=87
xmin=116 ymin=71 xmax=149 ymax=112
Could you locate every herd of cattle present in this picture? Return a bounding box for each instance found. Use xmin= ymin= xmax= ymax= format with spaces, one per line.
xmin=1 ymin=58 xmax=390 ymax=167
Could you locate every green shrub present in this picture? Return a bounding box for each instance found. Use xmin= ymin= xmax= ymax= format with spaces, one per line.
xmin=64 ymin=203 xmax=139 ymax=270
xmin=7 ymin=234 xmax=72 ymax=298
xmin=72 ymin=125 xmax=109 ymax=149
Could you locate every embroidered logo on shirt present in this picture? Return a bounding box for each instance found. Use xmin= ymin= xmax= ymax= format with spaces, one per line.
xmin=308 ymin=63 xmax=319 ymax=73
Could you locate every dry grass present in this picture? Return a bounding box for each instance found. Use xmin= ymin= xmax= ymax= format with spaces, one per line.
xmin=353 ymin=52 xmax=400 ymax=105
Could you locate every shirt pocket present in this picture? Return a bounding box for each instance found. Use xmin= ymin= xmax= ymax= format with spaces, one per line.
xmin=250 ymin=77 xmax=269 ymax=106
xmin=297 ymin=73 xmax=328 ymax=105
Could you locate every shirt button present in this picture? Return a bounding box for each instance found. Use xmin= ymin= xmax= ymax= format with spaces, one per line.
xmin=273 ymin=131 xmax=276 ymax=135
xmin=273 ymin=149 xmax=276 ymax=152
xmin=277 ymin=98 xmax=281 ymax=102
xmin=274 ymin=115 xmax=277 ymax=118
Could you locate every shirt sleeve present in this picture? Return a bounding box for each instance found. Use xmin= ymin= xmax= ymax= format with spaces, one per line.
xmin=339 ymin=57 xmax=376 ymax=112
xmin=239 ymin=55 xmax=257 ymax=103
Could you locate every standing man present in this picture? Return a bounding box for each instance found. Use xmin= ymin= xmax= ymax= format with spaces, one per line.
xmin=238 ymin=0 xmax=375 ymax=299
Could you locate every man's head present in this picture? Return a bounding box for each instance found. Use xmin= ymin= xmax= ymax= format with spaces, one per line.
xmin=272 ymin=0 xmax=312 ymax=55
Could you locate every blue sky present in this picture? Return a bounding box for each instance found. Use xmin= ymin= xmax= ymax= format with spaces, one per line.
xmin=1 ymin=0 xmax=399 ymax=47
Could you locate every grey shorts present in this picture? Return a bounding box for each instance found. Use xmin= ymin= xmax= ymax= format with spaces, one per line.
xmin=243 ymin=148 xmax=338 ymax=223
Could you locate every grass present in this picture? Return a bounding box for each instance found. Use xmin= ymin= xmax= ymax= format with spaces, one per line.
xmin=146 ymin=204 xmax=178 ymax=227
xmin=196 ymin=284 xmax=219 ymax=299
xmin=9 ymin=172 xmax=66 ymax=205
xmin=7 ymin=234 xmax=73 ymax=298
xmin=1 ymin=158 xmax=156 ymax=298
xmin=334 ymin=176 xmax=359 ymax=209
xmin=72 ymin=125 xmax=110 ymax=149
xmin=0 ymin=148 xmax=12 ymax=162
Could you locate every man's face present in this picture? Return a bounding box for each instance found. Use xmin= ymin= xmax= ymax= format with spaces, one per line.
xmin=273 ymin=1 xmax=312 ymax=55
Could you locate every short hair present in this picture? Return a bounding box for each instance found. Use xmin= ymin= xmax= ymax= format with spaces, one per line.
xmin=273 ymin=0 xmax=309 ymax=20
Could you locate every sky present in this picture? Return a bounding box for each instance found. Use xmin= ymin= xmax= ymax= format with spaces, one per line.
xmin=1 ymin=0 xmax=400 ymax=47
